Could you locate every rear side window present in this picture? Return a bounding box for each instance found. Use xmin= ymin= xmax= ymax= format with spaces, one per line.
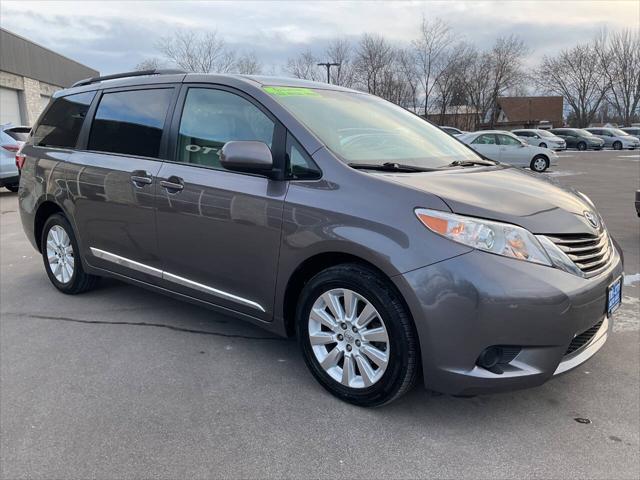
xmin=33 ymin=92 xmax=95 ymax=148
xmin=88 ymin=88 xmax=173 ymax=158
xmin=176 ymin=88 xmax=275 ymax=170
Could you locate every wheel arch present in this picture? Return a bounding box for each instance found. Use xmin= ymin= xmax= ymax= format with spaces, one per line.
xmin=281 ymin=251 xmax=410 ymax=338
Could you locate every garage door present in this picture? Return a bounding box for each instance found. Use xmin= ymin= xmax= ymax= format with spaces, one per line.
xmin=0 ymin=87 xmax=23 ymax=125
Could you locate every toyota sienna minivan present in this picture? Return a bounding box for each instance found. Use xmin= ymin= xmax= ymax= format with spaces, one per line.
xmin=17 ymin=70 xmax=623 ymax=406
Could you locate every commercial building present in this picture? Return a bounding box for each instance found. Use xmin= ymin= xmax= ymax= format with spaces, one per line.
xmin=0 ymin=28 xmax=99 ymax=126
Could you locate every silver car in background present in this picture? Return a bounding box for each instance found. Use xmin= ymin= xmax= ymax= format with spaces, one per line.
xmin=620 ymin=127 xmax=640 ymax=140
xmin=0 ymin=124 xmax=30 ymax=192
xmin=512 ymin=129 xmax=566 ymax=151
xmin=585 ymin=127 xmax=640 ymax=150
xmin=459 ymin=130 xmax=559 ymax=172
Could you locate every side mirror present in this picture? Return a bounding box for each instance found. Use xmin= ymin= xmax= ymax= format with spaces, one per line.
xmin=220 ymin=141 xmax=273 ymax=176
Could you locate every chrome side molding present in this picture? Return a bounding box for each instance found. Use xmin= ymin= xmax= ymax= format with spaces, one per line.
xmin=90 ymin=247 xmax=266 ymax=313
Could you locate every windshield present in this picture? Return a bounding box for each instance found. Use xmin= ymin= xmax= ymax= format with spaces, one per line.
xmin=537 ymin=130 xmax=555 ymax=137
xmin=264 ymin=87 xmax=483 ymax=168
xmin=611 ymin=128 xmax=629 ymax=136
xmin=576 ymin=129 xmax=594 ymax=137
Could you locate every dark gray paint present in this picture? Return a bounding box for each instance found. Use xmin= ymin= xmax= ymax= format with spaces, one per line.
xmin=0 ymin=28 xmax=99 ymax=88
xmin=18 ymin=73 xmax=624 ymax=395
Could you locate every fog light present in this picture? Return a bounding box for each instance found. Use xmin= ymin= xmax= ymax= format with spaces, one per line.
xmin=477 ymin=346 xmax=502 ymax=369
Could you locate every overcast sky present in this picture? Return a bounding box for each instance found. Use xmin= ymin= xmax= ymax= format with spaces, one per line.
xmin=1 ymin=1 xmax=638 ymax=75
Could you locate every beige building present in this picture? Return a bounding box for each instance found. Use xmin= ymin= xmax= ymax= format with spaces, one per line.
xmin=0 ymin=28 xmax=98 ymax=126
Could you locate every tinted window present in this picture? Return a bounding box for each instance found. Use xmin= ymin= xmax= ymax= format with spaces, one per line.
xmin=176 ymin=88 xmax=275 ymax=170
xmin=498 ymin=134 xmax=521 ymax=146
xmin=88 ymin=88 xmax=173 ymax=158
xmin=33 ymin=92 xmax=95 ymax=148
xmin=472 ymin=134 xmax=497 ymax=145
xmin=287 ymin=135 xmax=321 ymax=180
xmin=514 ymin=131 xmax=530 ymax=137
xmin=4 ymin=127 xmax=30 ymax=142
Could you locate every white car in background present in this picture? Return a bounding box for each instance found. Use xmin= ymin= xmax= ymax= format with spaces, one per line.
xmin=1 ymin=124 xmax=30 ymax=192
xmin=459 ymin=130 xmax=558 ymax=173
xmin=621 ymin=127 xmax=640 ymax=140
xmin=512 ymin=129 xmax=566 ymax=150
xmin=585 ymin=127 xmax=640 ymax=150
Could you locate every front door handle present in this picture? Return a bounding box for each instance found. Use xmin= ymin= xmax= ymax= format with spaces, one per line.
xmin=160 ymin=176 xmax=184 ymax=193
xmin=131 ymin=171 xmax=153 ymax=188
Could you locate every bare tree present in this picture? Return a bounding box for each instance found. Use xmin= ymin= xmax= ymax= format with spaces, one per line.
xmin=325 ymin=38 xmax=356 ymax=87
xmin=536 ymin=41 xmax=609 ymax=127
xmin=485 ymin=35 xmax=529 ymax=127
xmin=354 ymin=33 xmax=395 ymax=96
xmin=395 ymin=48 xmax=420 ymax=111
xmin=134 ymin=58 xmax=163 ymax=71
xmin=412 ymin=17 xmax=455 ymax=114
xmin=595 ymin=29 xmax=640 ymax=125
xmin=286 ymin=50 xmax=322 ymax=81
xmin=234 ymin=52 xmax=263 ymax=75
xmin=433 ymin=43 xmax=472 ymax=123
xmin=158 ymin=30 xmax=235 ymax=73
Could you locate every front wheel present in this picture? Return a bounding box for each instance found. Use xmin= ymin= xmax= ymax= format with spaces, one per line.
xmin=296 ymin=264 xmax=419 ymax=407
xmin=530 ymin=155 xmax=549 ymax=173
xmin=41 ymin=214 xmax=99 ymax=294
xmin=577 ymin=142 xmax=587 ymax=151
xmin=613 ymin=141 xmax=622 ymax=150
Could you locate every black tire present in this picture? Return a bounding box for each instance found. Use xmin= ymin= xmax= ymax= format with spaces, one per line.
xmin=41 ymin=214 xmax=98 ymax=294
xmin=613 ymin=141 xmax=622 ymax=150
xmin=5 ymin=184 xmax=19 ymax=192
xmin=530 ymin=155 xmax=549 ymax=173
xmin=296 ymin=263 xmax=419 ymax=407
xmin=539 ymin=142 xmax=547 ymax=149
xmin=577 ymin=142 xmax=587 ymax=151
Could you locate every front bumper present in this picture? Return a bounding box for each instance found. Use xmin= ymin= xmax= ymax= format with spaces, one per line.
xmin=393 ymin=246 xmax=623 ymax=396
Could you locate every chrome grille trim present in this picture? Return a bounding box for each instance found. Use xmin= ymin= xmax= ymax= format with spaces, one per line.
xmin=542 ymin=230 xmax=613 ymax=278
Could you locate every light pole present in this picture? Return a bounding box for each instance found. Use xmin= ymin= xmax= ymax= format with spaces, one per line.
xmin=317 ymin=62 xmax=340 ymax=84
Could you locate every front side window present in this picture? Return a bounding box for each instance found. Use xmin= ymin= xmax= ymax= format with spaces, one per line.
xmin=264 ymin=87 xmax=481 ymax=169
xmin=88 ymin=88 xmax=173 ymax=158
xmin=177 ymin=88 xmax=275 ymax=170
xmin=33 ymin=92 xmax=95 ymax=148
xmin=537 ymin=130 xmax=555 ymax=138
xmin=497 ymin=134 xmax=522 ymax=146
xmin=472 ymin=134 xmax=497 ymax=145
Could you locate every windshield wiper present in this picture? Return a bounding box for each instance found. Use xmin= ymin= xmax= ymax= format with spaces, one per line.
xmin=348 ymin=162 xmax=438 ymax=172
xmin=447 ymin=159 xmax=495 ymax=167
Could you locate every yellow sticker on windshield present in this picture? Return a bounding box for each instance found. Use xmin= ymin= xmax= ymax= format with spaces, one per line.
xmin=264 ymin=86 xmax=320 ymax=97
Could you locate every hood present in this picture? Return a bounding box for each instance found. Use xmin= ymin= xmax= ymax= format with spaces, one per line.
xmin=378 ymin=166 xmax=599 ymax=235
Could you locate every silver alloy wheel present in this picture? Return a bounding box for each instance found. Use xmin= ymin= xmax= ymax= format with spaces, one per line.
xmin=308 ymin=288 xmax=390 ymax=388
xmin=533 ymin=157 xmax=547 ymax=172
xmin=46 ymin=225 xmax=75 ymax=284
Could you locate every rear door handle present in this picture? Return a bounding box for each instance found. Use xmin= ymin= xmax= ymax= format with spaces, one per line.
xmin=160 ymin=176 xmax=184 ymax=193
xmin=131 ymin=171 xmax=153 ymax=187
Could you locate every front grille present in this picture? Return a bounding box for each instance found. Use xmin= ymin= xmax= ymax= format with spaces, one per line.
xmin=565 ymin=319 xmax=604 ymax=356
xmin=546 ymin=230 xmax=613 ymax=278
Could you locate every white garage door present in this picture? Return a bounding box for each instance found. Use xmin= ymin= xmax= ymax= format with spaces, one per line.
xmin=0 ymin=87 xmax=23 ymax=125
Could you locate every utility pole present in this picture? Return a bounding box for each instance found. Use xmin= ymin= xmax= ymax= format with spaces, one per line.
xmin=317 ymin=62 xmax=340 ymax=84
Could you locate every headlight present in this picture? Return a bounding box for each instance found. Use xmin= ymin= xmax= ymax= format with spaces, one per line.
xmin=415 ymin=208 xmax=552 ymax=266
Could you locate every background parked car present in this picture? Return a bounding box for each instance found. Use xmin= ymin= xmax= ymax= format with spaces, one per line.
xmin=621 ymin=127 xmax=640 ymax=140
xmin=549 ymin=128 xmax=605 ymax=151
xmin=440 ymin=126 xmax=464 ymax=136
xmin=0 ymin=124 xmax=30 ymax=192
xmin=459 ymin=130 xmax=558 ymax=172
xmin=585 ymin=127 xmax=640 ymax=150
xmin=512 ymin=129 xmax=566 ymax=150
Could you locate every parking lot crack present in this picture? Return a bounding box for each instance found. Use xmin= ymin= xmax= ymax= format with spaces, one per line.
xmin=6 ymin=313 xmax=287 ymax=341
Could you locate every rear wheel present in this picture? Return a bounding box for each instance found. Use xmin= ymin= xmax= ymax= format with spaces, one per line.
xmin=613 ymin=141 xmax=622 ymax=150
xmin=530 ymin=155 xmax=549 ymax=173
xmin=296 ymin=264 xmax=419 ymax=407
xmin=577 ymin=142 xmax=587 ymax=151
xmin=41 ymin=214 xmax=98 ymax=294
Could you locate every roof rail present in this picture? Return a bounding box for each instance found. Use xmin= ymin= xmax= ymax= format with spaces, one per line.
xmin=71 ymin=68 xmax=187 ymax=88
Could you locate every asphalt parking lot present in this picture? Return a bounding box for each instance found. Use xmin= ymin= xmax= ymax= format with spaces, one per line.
xmin=1 ymin=149 xmax=638 ymax=479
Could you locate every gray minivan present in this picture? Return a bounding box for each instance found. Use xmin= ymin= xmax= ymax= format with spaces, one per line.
xmin=17 ymin=70 xmax=623 ymax=406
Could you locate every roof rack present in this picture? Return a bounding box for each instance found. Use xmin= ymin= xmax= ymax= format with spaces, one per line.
xmin=71 ymin=69 xmax=187 ymax=88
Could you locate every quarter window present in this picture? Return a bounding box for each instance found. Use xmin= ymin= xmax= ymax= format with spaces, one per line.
xmin=88 ymin=88 xmax=173 ymax=158
xmin=287 ymin=135 xmax=321 ymax=180
xmin=177 ymin=88 xmax=275 ymax=170
xmin=33 ymin=92 xmax=95 ymax=148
